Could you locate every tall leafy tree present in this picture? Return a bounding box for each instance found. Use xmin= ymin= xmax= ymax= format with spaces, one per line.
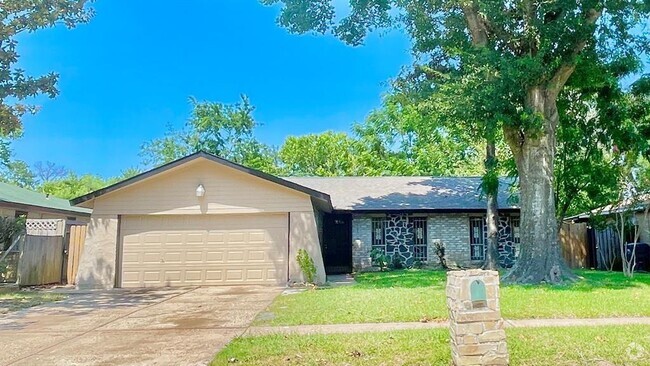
xmin=0 ymin=159 xmax=35 ymax=188
xmin=42 ymin=173 xmax=109 ymax=200
xmin=280 ymin=131 xmax=363 ymax=176
xmin=356 ymin=96 xmax=489 ymax=176
xmin=278 ymin=107 xmax=493 ymax=177
xmin=553 ymin=66 xmax=649 ymax=221
xmin=263 ymin=0 xmax=649 ymax=283
xmin=0 ymin=1 xmax=93 ymax=134
xmin=141 ymin=96 xmax=282 ymax=174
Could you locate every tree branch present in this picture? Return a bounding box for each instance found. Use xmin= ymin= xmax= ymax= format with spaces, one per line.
xmin=548 ymin=8 xmax=602 ymax=95
xmin=461 ymin=1 xmax=489 ymax=47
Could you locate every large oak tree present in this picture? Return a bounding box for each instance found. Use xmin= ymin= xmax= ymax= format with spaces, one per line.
xmin=262 ymin=0 xmax=650 ymax=283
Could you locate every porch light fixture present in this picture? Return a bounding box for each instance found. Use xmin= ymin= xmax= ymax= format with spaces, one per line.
xmin=196 ymin=184 xmax=206 ymax=197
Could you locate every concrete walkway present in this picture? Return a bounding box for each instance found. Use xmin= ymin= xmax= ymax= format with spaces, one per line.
xmin=246 ymin=317 xmax=650 ymax=336
xmin=1 ymin=285 xmax=282 ymax=366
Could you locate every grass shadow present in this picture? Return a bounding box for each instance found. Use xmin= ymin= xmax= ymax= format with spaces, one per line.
xmin=501 ymin=270 xmax=650 ymax=292
xmin=353 ymin=269 xmax=447 ymax=289
xmin=335 ymin=269 xmax=649 ymax=293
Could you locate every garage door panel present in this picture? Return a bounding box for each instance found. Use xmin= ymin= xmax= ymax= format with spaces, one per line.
xmin=120 ymin=214 xmax=288 ymax=287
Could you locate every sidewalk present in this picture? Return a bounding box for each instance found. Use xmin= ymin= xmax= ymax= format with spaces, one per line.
xmin=245 ymin=317 xmax=650 ymax=336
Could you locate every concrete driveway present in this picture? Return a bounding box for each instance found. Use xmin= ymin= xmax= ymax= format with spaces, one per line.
xmin=0 ymin=286 xmax=282 ymax=366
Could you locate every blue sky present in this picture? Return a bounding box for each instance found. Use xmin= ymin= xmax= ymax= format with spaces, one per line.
xmin=12 ymin=0 xmax=412 ymax=177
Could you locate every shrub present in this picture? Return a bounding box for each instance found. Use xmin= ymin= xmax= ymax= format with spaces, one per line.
xmin=434 ymin=241 xmax=448 ymax=269
xmin=370 ymin=248 xmax=390 ymax=271
xmin=390 ymin=254 xmax=405 ymax=270
xmin=0 ymin=216 xmax=25 ymax=251
xmin=297 ymin=249 xmax=317 ymax=284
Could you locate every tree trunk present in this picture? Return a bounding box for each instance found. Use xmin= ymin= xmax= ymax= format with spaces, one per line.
xmin=502 ymin=87 xmax=575 ymax=284
xmin=483 ymin=142 xmax=499 ymax=270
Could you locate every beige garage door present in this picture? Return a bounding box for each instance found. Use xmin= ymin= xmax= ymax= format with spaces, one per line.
xmin=119 ymin=214 xmax=288 ymax=287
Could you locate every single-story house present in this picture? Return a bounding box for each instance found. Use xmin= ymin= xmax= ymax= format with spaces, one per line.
xmin=567 ymin=195 xmax=650 ymax=244
xmin=0 ymin=181 xmax=91 ymax=221
xmin=71 ymin=151 xmax=520 ymax=289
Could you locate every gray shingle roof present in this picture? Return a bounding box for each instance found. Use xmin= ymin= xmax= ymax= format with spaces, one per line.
xmin=285 ymin=177 xmax=519 ymax=211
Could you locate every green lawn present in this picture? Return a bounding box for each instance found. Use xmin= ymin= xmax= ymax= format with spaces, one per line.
xmin=255 ymin=270 xmax=650 ymax=325
xmin=212 ymin=326 xmax=650 ymax=366
xmin=0 ymin=288 xmax=66 ymax=314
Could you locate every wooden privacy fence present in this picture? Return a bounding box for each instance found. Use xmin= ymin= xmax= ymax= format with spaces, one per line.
xmin=18 ymin=219 xmax=66 ymax=286
xmin=13 ymin=219 xmax=88 ymax=286
xmin=64 ymin=224 xmax=87 ymax=285
xmin=559 ymin=222 xmax=589 ymax=269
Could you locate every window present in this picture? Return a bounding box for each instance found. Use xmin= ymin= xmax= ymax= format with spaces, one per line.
xmin=371 ymin=217 xmax=385 ymax=254
xmin=511 ymin=217 xmax=520 ymax=244
xmin=411 ymin=217 xmax=427 ymax=261
xmin=469 ymin=217 xmax=485 ymax=260
xmin=14 ymin=211 xmax=27 ymax=219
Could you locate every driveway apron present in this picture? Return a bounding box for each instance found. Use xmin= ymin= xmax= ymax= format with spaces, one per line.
xmin=0 ymin=286 xmax=281 ymax=366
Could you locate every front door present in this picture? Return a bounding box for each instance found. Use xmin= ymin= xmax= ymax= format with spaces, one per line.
xmin=322 ymin=214 xmax=352 ymax=274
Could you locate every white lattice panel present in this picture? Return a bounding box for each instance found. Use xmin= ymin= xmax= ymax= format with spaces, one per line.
xmin=26 ymin=219 xmax=65 ymax=237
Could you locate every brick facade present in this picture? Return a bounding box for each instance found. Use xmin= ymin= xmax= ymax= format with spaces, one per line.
xmin=428 ymin=214 xmax=477 ymax=268
xmin=351 ymin=213 xmax=519 ymax=271
xmin=351 ymin=215 xmax=373 ymax=270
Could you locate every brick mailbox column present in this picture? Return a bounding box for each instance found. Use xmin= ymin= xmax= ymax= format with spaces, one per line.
xmin=446 ymin=269 xmax=509 ymax=366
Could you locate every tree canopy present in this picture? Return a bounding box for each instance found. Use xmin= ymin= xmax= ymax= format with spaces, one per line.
xmin=0 ymin=0 xmax=93 ymax=135
xmin=140 ymin=96 xmax=281 ymax=174
xmin=264 ymin=0 xmax=650 ymax=283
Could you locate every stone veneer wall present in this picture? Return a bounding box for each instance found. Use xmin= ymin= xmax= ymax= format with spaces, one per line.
xmin=446 ymin=270 xmax=509 ymax=365
xmin=489 ymin=215 xmax=518 ymax=268
xmin=352 ymin=213 xmax=519 ymax=271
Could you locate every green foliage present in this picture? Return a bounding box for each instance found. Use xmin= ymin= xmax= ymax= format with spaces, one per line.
xmin=0 ymin=290 xmax=66 ymax=313
xmin=296 ymin=248 xmax=316 ymax=284
xmin=0 ymin=135 xmax=36 ymax=188
xmin=0 ymin=159 xmax=36 ymax=189
xmin=0 ymin=1 xmax=93 ymax=135
xmin=433 ymin=241 xmax=447 ymax=269
xmin=140 ymin=96 xmax=282 ymax=174
xmin=279 ymin=131 xmax=363 ymax=176
xmin=214 ymin=326 xmax=650 ymax=366
xmin=354 ymin=98 xmax=496 ymax=176
xmin=139 ymin=124 xmax=190 ymax=167
xmin=265 ymin=1 xmax=650 ymax=280
xmin=117 ymin=167 xmax=142 ymax=180
xmin=255 ymin=270 xmax=650 ymax=327
xmin=369 ymin=248 xmax=390 ymax=271
xmin=0 ymin=216 xmax=25 ymax=251
xmin=41 ymin=173 xmax=110 ymax=200
xmin=389 ymin=254 xmax=404 ymax=270
xmin=278 ymin=100 xmax=497 ymax=177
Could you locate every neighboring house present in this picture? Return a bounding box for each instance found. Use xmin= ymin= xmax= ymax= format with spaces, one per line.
xmin=566 ymin=195 xmax=650 ymax=270
xmin=71 ymin=151 xmax=520 ymax=289
xmin=568 ymin=195 xmax=650 ymax=244
xmin=0 ymin=181 xmax=91 ymax=221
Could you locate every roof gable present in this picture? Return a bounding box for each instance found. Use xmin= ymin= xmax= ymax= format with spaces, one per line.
xmin=71 ymin=152 xmax=332 ymax=209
